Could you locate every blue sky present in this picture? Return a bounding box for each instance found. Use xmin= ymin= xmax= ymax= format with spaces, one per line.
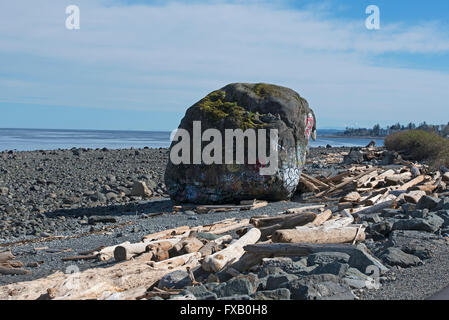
xmin=0 ymin=0 xmax=448 ymax=131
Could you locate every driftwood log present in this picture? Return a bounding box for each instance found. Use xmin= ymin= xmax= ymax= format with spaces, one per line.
xmin=0 ymin=250 xmax=15 ymax=263
xmin=259 ymin=212 xmax=317 ymax=240
xmin=114 ymin=238 xmax=180 ymax=262
xmin=202 ymin=228 xmax=261 ymax=273
xmin=0 ymin=251 xmax=200 ymax=300
xmin=273 ymin=226 xmax=365 ymax=244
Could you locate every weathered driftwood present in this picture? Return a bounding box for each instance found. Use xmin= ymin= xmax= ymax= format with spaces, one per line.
xmin=0 ymin=250 xmax=15 ymax=263
xmin=259 ymin=212 xmax=317 ymax=240
xmin=195 ymin=201 xmax=268 ymax=213
xmin=365 ymin=194 xmax=382 ymax=206
xmin=98 ymin=241 xmax=131 ymax=261
xmin=356 ymin=170 xmax=379 ymax=187
xmin=251 ymin=212 xmax=312 ymax=228
xmin=285 ymin=204 xmax=325 ymax=214
xmin=61 ymin=254 xmax=99 ymax=262
xmin=311 ymin=209 xmax=332 ymax=226
xmin=0 ymin=266 xmax=30 ymax=275
xmin=199 ymin=235 xmax=232 ymax=257
xmin=298 ymin=176 xmax=320 ymax=193
xmin=340 ymin=192 xmax=361 ymax=203
xmin=202 ymin=228 xmax=261 ymax=273
xmin=148 ymin=241 xmax=174 ymax=262
xmin=171 ymin=237 xmax=204 ymax=256
xmin=192 ymin=218 xmax=237 ymax=233
xmin=403 ymin=190 xmax=426 ymax=204
xmin=114 ymin=238 xmax=180 ymax=262
xmin=142 ymin=226 xmax=190 ymax=241
xmin=0 ymin=260 xmax=24 ymax=268
xmin=377 ymin=169 xmax=396 ymax=179
xmin=230 ymin=252 xmax=263 ymax=272
xmin=315 ymin=168 xmax=377 ymax=198
xmin=207 ymin=219 xmax=250 ymax=235
xmin=273 ymin=226 xmax=365 ymax=244
xmin=352 ymin=200 xmax=396 ymax=216
xmin=152 ymin=252 xmax=201 ymax=270
xmin=0 ymin=250 xmax=201 ymax=300
xmin=396 ymin=175 xmax=425 ymax=191
xmin=301 ymin=173 xmax=330 ymax=189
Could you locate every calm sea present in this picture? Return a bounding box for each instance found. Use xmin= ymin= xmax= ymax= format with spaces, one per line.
xmin=0 ymin=128 xmax=384 ymax=152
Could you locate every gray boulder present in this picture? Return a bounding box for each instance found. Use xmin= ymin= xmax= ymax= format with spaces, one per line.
xmin=343 ymin=149 xmax=364 ymax=164
xmin=342 ymin=267 xmax=379 ymax=290
xmin=266 ymin=274 xmax=299 ymax=290
xmin=310 ymin=262 xmax=349 ymax=277
xmin=435 ymin=210 xmax=449 ymax=227
xmin=435 ymin=197 xmax=449 ymax=210
xmin=213 ymin=277 xmax=256 ymax=297
xmin=165 ymin=83 xmax=316 ymax=204
xmin=181 ymin=285 xmax=217 ymax=300
xmin=307 ymin=252 xmax=350 ymax=266
xmin=392 ymin=214 xmax=444 ymax=233
xmin=347 ymin=244 xmax=389 ymax=274
xmin=287 ymin=274 xmax=356 ymax=300
xmin=251 ymin=288 xmax=291 ymax=300
xmin=158 ymin=270 xmax=192 ymax=289
xmin=218 ymin=295 xmax=252 ymax=300
xmin=380 ymin=247 xmax=422 ymax=268
xmin=416 ymin=195 xmax=441 ymax=210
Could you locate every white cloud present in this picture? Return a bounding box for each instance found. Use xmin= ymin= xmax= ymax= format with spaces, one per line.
xmin=0 ymin=0 xmax=448 ymax=128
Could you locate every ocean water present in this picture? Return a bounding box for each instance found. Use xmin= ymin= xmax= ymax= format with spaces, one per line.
xmin=0 ymin=128 xmax=384 ymax=152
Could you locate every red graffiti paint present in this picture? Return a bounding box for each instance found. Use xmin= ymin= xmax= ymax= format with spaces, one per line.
xmin=305 ymin=113 xmax=314 ymax=139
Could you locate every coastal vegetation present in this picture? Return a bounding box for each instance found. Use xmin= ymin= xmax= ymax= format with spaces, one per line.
xmin=343 ymin=122 xmax=449 ymax=138
xmin=385 ymin=130 xmax=449 ymax=168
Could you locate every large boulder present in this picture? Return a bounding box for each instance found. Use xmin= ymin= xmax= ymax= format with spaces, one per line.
xmin=165 ymin=83 xmax=316 ymax=203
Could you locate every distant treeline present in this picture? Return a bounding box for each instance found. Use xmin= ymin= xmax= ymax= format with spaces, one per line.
xmin=341 ymin=122 xmax=449 ymax=138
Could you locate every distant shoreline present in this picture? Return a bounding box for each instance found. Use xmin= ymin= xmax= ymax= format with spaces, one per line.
xmin=319 ymin=135 xmax=385 ymax=140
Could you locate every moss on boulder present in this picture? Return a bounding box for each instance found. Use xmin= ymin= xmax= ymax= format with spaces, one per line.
xmin=165 ymin=83 xmax=317 ymax=204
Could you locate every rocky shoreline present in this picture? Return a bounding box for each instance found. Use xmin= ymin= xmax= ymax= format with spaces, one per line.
xmin=0 ymin=147 xmax=169 ymax=240
xmin=1 ymin=146 xmax=448 ymax=300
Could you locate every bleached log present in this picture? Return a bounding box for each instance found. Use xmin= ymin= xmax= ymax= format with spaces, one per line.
xmin=259 ymin=212 xmax=317 ymax=239
xmin=298 ymin=176 xmax=320 ymax=193
xmin=320 ymin=168 xmax=377 ymax=196
xmin=272 ymin=226 xmax=365 ymax=244
xmin=356 ymin=170 xmax=379 ymax=187
xmin=192 ymin=218 xmax=236 ymax=233
xmin=311 ymin=209 xmax=332 ymax=226
xmin=351 ymin=200 xmax=396 ymax=216
xmin=114 ymin=238 xmax=180 ymax=262
xmin=98 ymin=241 xmax=131 ymax=261
xmin=285 ymin=204 xmax=325 ymax=214
xmin=61 ymin=255 xmax=99 ymax=262
xmin=230 ymin=253 xmax=264 ymax=272
xmin=152 ymin=252 xmax=202 ymax=270
xmin=301 ymin=173 xmax=330 ymax=189
xmin=396 ymin=175 xmax=425 ymax=191
xmin=0 ymin=250 xmax=202 ymax=300
xmin=365 ymin=194 xmax=382 ymax=206
xmin=199 ymin=235 xmax=232 ymax=257
xmin=251 ymin=212 xmax=311 ymax=228
xmin=378 ymin=169 xmax=396 ymax=179
xmin=142 ymin=226 xmax=190 ymax=241
xmin=208 ymin=219 xmax=250 ymax=235
xmin=202 ymin=228 xmax=261 ymax=273
xmin=340 ymin=192 xmax=361 ymax=203
xmin=0 ymin=250 xmax=15 ymax=263
xmin=0 ymin=266 xmax=30 ymax=275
